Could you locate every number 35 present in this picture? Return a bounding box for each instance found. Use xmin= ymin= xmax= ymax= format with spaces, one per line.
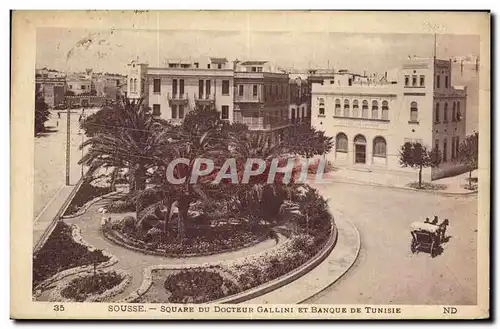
xmin=53 ymin=305 xmax=65 ymax=312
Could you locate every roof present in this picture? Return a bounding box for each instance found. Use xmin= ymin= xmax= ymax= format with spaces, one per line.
xmin=410 ymin=222 xmax=439 ymax=233
xmin=209 ymin=57 xmax=228 ymax=64
xmin=240 ymin=61 xmax=268 ymax=65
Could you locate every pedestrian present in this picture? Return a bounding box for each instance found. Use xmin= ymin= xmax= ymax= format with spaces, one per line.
xmin=57 ymin=112 xmax=61 ymax=119
xmin=424 ymin=217 xmax=430 ymax=224
xmin=431 ymin=216 xmax=438 ymax=225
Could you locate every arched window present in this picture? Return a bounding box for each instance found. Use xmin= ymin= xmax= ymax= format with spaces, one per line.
xmin=452 ymin=102 xmax=456 ymax=121
xmin=352 ymin=100 xmax=359 ymax=117
xmin=129 ymin=78 xmax=133 ymax=92
xmin=336 ymin=133 xmax=348 ymax=153
xmin=343 ymin=99 xmax=350 ymax=117
xmin=134 ymin=78 xmax=138 ymax=93
xmin=362 ymin=100 xmax=369 ymax=118
xmin=354 ymin=134 xmax=367 ymax=145
xmin=410 ymin=101 xmax=418 ymax=122
xmin=457 ymin=101 xmax=461 ymax=121
xmin=435 ymin=102 xmax=440 ymax=123
xmin=373 ymin=136 xmax=387 ymax=158
xmin=335 ymin=99 xmax=341 ymax=116
xmin=382 ymin=101 xmax=389 ymax=120
xmin=318 ymin=98 xmax=325 ymax=116
xmin=371 ymin=100 xmax=379 ymax=119
xmin=444 ymin=102 xmax=449 ymax=122
xmin=291 ymin=108 xmax=296 ymax=124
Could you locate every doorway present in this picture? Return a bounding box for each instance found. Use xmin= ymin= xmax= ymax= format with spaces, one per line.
xmin=354 ymin=134 xmax=367 ymax=164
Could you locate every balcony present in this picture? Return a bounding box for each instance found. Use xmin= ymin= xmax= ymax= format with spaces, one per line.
xmin=167 ymin=92 xmax=189 ymax=105
xmin=236 ymin=116 xmax=292 ymax=131
xmin=194 ymin=93 xmax=215 ymax=106
xmin=234 ymin=94 xmax=262 ymax=103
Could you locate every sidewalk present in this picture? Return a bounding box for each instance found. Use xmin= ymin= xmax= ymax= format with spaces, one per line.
xmin=33 ymin=184 xmax=79 ymax=252
xmin=320 ymin=167 xmax=478 ymax=196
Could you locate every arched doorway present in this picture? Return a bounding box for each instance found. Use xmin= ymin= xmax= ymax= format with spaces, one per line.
xmin=354 ymin=134 xmax=367 ymax=164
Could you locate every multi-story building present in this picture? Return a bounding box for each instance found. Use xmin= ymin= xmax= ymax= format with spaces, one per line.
xmin=310 ymin=57 xmax=467 ymax=180
xmin=66 ymin=72 xmax=93 ymax=96
xmin=127 ymin=57 xmax=233 ymax=125
xmin=233 ymin=60 xmax=291 ymax=143
xmin=94 ymin=73 xmax=128 ymax=101
xmin=289 ymin=73 xmax=311 ymax=124
xmin=35 ymin=68 xmax=66 ymax=108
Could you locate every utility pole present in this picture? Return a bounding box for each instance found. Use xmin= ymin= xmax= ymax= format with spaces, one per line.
xmin=81 ymin=126 xmax=84 ymax=178
xmin=65 ymin=106 xmax=70 ymax=185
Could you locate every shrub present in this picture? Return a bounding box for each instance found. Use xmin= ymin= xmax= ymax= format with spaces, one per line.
xmin=106 ymin=199 xmax=135 ymax=213
xmin=60 ymin=271 xmax=124 ymax=302
xmin=33 ymin=222 xmax=109 ymax=288
xmin=120 ymin=216 xmax=136 ymax=233
xmin=64 ymin=179 xmax=110 ymax=216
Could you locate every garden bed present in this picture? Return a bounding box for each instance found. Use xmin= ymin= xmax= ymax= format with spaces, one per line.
xmin=33 ymin=221 xmax=110 ymax=289
xmin=102 ymin=222 xmax=269 ymax=258
xmin=50 ymin=269 xmax=131 ymax=302
xmin=129 ymin=202 xmax=334 ymax=303
xmin=63 ymin=179 xmax=111 ymax=216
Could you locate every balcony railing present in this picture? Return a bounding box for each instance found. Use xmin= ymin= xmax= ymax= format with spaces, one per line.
xmin=235 ymin=117 xmax=292 ymax=131
xmin=194 ymin=93 xmax=215 ymax=104
xmin=167 ymin=92 xmax=189 ymax=104
xmin=234 ymin=94 xmax=262 ymax=103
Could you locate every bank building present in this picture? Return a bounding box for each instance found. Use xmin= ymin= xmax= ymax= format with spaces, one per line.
xmin=310 ymin=57 xmax=468 ymax=180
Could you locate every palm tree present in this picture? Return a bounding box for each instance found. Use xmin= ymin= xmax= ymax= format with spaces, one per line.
xmin=78 ymin=97 xmax=173 ymax=194
xmin=35 ymin=92 xmax=50 ymax=136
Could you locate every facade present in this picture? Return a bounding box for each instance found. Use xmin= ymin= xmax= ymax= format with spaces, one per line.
xmin=35 ymin=68 xmax=66 ymax=108
xmin=66 ymin=72 xmax=93 ymax=96
xmin=233 ymin=60 xmax=291 ymax=143
xmin=310 ymin=57 xmax=467 ymax=180
xmin=94 ymin=73 xmax=127 ymax=101
xmin=288 ymin=74 xmax=311 ymax=124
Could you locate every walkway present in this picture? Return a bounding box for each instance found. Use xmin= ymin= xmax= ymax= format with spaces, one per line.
xmin=321 ymin=167 xmax=478 ymax=195
xmin=37 ymin=193 xmax=287 ymax=302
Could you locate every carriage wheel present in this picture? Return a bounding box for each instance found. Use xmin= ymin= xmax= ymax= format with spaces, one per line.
xmin=410 ymin=238 xmax=417 ymax=253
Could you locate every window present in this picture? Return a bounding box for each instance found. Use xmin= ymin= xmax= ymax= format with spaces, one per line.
xmin=291 ymin=108 xmax=296 ymax=123
xmin=371 ymin=100 xmax=379 ymax=119
xmin=257 ymin=67 xmax=262 ymax=72
xmin=134 ymin=79 xmax=137 ymax=92
xmin=178 ymin=105 xmax=184 ymax=119
xmin=362 ymin=100 xmax=369 ymax=118
xmin=251 ymin=67 xmax=257 ymax=72
xmin=435 ymin=139 xmax=439 ymax=153
xmin=336 ymin=133 xmax=348 ymax=153
xmin=218 ymin=64 xmax=222 ymax=69
xmin=382 ymin=101 xmax=389 ymax=120
xmin=436 ymin=75 xmax=441 ymax=88
xmin=238 ymin=85 xmax=244 ymax=97
xmin=456 ymin=137 xmax=460 ymax=155
xmin=153 ymin=104 xmax=161 ymax=116
xmin=435 ymin=103 xmax=440 ymax=122
xmin=410 ymin=101 xmax=418 ymax=122
xmin=330 ymin=80 xmax=335 ymax=84
xmin=318 ymin=98 xmax=325 ymax=116
xmin=141 ymin=79 xmax=145 ymax=93
xmin=222 ymin=80 xmax=230 ymax=95
xmin=222 ymin=105 xmax=229 ymax=120
xmin=445 ymin=76 xmax=449 ymax=88
xmin=70 ymin=84 xmax=73 ymax=89
xmin=452 ymin=102 xmax=456 ymax=121
xmin=172 ymin=79 xmax=178 ymax=96
xmin=412 ymin=75 xmax=417 ymax=86
xmin=205 ymin=80 xmax=210 ymax=97
xmin=420 ymin=75 xmax=425 ymax=86
xmin=253 ymin=85 xmax=258 ymax=97
xmin=180 ymin=79 xmax=185 ymax=95
xmin=171 ymin=105 xmax=177 ymax=119
xmin=194 ymin=62 xmax=199 ymax=68
xmin=457 ymin=101 xmax=461 ymax=120
xmin=335 ymin=99 xmax=341 ymax=116
xmin=153 ymin=79 xmax=161 ymax=93
xmin=116 ymin=79 xmax=120 ymax=87
xmin=443 ymin=138 xmax=448 ymax=162
xmin=405 ymin=75 xmax=409 ymax=86
xmin=207 ymin=64 xmax=211 ymax=69
xmin=343 ymin=99 xmax=350 ymax=117
xmin=352 ymin=100 xmax=359 ymax=117
xmin=373 ymin=137 xmax=387 ymax=158
xmin=444 ymin=102 xmax=448 ymax=122
xmin=451 ymin=137 xmax=456 ymax=159
xmin=81 ymin=85 xmax=85 ymax=90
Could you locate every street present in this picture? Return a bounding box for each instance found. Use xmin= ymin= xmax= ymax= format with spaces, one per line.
xmin=307 ymin=182 xmax=477 ymax=305
xmin=34 ymin=109 xmax=98 ymax=219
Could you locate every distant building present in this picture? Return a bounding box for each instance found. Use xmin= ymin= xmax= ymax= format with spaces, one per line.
xmin=288 ymin=74 xmax=311 ymax=124
xmin=94 ymin=73 xmax=127 ymax=101
xmin=310 ymin=57 xmax=467 ymax=180
xmin=35 ymin=68 xmax=66 ymax=107
xmin=66 ymin=72 xmax=93 ymax=96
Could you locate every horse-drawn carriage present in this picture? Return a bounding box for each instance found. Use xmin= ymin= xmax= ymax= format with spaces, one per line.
xmin=410 ymin=219 xmax=449 ymax=258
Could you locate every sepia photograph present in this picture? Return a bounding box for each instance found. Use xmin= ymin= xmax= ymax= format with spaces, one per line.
xmin=10 ymin=10 xmax=490 ymax=319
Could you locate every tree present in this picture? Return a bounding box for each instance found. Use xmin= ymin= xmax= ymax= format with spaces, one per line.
xmin=79 ymin=97 xmax=172 ymax=193
xmin=455 ymin=131 xmax=478 ymax=188
xmin=34 ymin=92 xmax=50 ymax=136
xmin=65 ymin=90 xmax=76 ymax=96
xmin=399 ymin=142 xmax=441 ymax=188
xmin=282 ymin=122 xmax=334 ymax=159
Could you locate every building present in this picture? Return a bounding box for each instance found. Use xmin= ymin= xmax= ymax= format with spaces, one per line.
xmin=233 ymin=60 xmax=291 ymax=143
xmin=94 ymin=73 xmax=128 ymax=101
xmin=310 ymin=57 xmax=467 ymax=180
xmin=288 ymin=73 xmax=311 ymax=124
xmin=66 ymin=71 xmax=93 ymax=96
xmin=35 ymin=68 xmax=66 ymax=108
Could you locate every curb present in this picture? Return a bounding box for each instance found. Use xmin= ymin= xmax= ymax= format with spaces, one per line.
xmin=62 ymin=191 xmax=120 ymax=219
xmin=320 ymin=176 xmax=478 ymax=197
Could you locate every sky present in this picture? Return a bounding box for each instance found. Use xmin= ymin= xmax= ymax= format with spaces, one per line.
xmin=36 ymin=28 xmax=480 ymax=76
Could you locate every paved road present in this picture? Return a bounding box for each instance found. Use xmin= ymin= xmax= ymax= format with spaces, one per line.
xmin=306 ymin=181 xmax=477 ymax=305
xmin=34 ymin=109 xmax=98 ymax=219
